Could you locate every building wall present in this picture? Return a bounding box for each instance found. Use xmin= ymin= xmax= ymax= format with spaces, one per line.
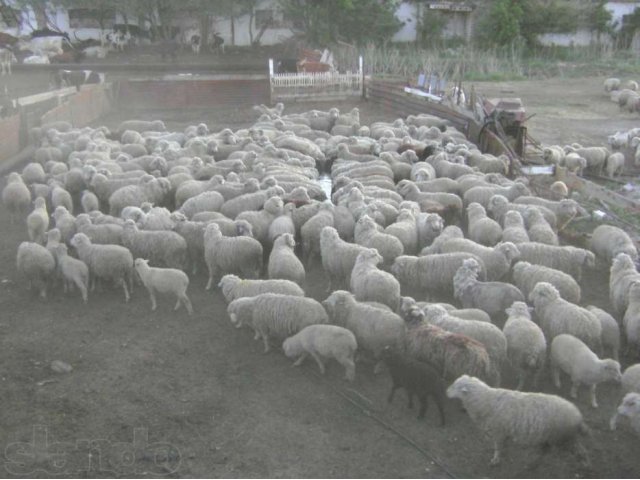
xmin=392 ymin=2 xmax=418 ymax=42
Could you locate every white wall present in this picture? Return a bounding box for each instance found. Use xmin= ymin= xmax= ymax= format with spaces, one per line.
xmin=392 ymin=2 xmax=417 ymax=42
xmin=606 ymin=1 xmax=640 ymax=29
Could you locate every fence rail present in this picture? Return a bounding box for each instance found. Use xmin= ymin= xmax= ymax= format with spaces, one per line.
xmin=269 ymin=57 xmax=363 ymax=101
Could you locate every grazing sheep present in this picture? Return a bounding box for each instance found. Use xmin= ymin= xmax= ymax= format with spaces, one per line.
xmin=550 ymin=334 xmax=621 ymax=408
xmin=586 ymin=306 xmax=620 ymax=361
xmin=2 ymin=172 xmax=31 ymax=223
xmin=320 ymin=226 xmax=368 ymax=291
xmin=52 ymin=244 xmax=89 ymax=304
xmin=501 ymin=210 xmax=529 ymax=244
xmin=610 ymin=253 xmax=640 ymax=316
xmin=69 ymin=233 xmax=133 ymax=302
xmin=512 ymin=261 xmax=581 ymax=304
xmin=301 ymin=202 xmax=335 ymax=266
xmin=267 ymin=233 xmax=305 ymax=286
xmin=122 ymin=220 xmax=186 ymax=269
xmin=381 ymin=346 xmax=446 ymax=424
xmin=16 ymin=241 xmax=56 ymax=299
xmin=203 ymin=222 xmax=263 ymax=289
xmin=453 ymin=258 xmax=525 ymax=322
xmin=243 ymin=293 xmax=328 ymax=353
xmin=431 ymin=238 xmax=519 ymax=281
xmin=502 ymin=302 xmax=546 ymax=390
xmin=623 ymin=281 xmax=640 ymax=356
xmin=134 ymin=258 xmax=193 ymax=314
xmin=467 ymin=202 xmax=502 ymax=247
xmin=323 ymin=290 xmax=406 ymax=371
xmin=447 ymin=375 xmax=588 ymax=466
xmin=26 ymin=197 xmax=49 ymax=244
xmin=524 ymin=207 xmax=558 ymax=245
xmin=606 ymin=151 xmax=625 ymax=178
xmin=590 ymin=224 xmax=638 ymax=264
xmin=516 ymin=242 xmax=594 ymax=282
xmin=283 ymin=325 xmax=357 ymax=381
xmin=610 ymin=392 xmax=640 ymax=436
xmin=218 ymin=273 xmax=303 ymax=303
xmin=354 ymin=214 xmax=404 ymax=266
xmin=350 ymin=249 xmax=401 ymax=311
xmin=529 ymin=282 xmax=602 ymax=352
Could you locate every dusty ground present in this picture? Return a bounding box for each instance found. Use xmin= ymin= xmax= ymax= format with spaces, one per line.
xmin=1 ymin=62 xmax=640 ymax=478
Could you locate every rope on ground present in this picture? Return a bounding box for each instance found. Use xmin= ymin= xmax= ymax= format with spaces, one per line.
xmin=307 ymin=369 xmax=458 ymax=479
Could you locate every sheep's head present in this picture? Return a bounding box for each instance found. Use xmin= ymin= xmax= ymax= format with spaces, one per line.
xmin=322 ymin=290 xmax=353 ymax=320
xmin=356 ymin=248 xmax=382 ymax=267
xmin=320 ymin=226 xmax=339 ymax=243
xmin=46 ymin=228 xmax=61 ymax=244
xmin=466 ymin=202 xmax=485 ymax=219
xmin=69 ymin=232 xmax=90 ymax=248
xmin=276 ymin=232 xmax=295 ymax=249
xmin=580 ymin=249 xmax=596 ymax=269
xmin=446 ymin=375 xmax=484 ymax=400
xmin=512 ymin=182 xmax=531 ymax=196
xmin=204 ymin=222 xmax=223 ymax=241
xmin=235 ymin=220 xmax=253 ymax=237
xmin=227 ymin=297 xmax=253 ymax=328
xmin=487 ymin=194 xmax=508 ymax=213
xmin=496 ymin=242 xmax=520 ymax=264
xmin=503 ymin=210 xmax=524 ymax=228
xmin=511 ymin=261 xmax=530 ymax=279
xmin=356 ymin=214 xmax=375 ymax=231
xmin=600 ymin=359 xmax=622 ymax=383
xmin=617 ymin=393 xmax=640 ymax=419
xmin=505 ymin=301 xmax=532 ymax=319
xmin=423 ymin=304 xmax=448 ymax=323
xmin=264 ymin=196 xmax=284 ymax=215
xmin=218 ymin=274 xmax=240 ymax=299
xmin=529 ymin=281 xmax=559 ymax=306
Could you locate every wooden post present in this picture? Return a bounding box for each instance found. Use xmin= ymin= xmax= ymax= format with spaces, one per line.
xmin=268 ymin=58 xmax=274 ymax=104
xmin=359 ymin=55 xmax=365 ymax=99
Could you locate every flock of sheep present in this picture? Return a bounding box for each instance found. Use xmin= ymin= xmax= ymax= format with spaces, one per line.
xmin=3 ymin=99 xmax=640 ymax=467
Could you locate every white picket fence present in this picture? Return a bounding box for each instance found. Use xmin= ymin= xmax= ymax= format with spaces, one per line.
xmin=269 ymin=57 xmax=363 ymax=101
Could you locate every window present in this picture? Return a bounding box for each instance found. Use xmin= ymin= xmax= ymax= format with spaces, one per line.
xmin=68 ymin=8 xmax=115 ymax=29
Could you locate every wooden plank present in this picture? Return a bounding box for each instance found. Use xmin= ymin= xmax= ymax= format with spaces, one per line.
xmin=16 ymin=87 xmax=77 ymax=107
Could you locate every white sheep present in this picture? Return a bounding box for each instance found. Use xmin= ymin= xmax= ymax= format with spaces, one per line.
xmin=52 ymin=243 xmax=89 ymax=304
xmin=516 ymin=242 xmax=595 ymax=282
xmin=122 ymin=219 xmax=186 ymax=269
xmin=610 ymin=253 xmax=640 ymax=316
xmin=354 ymin=214 xmax=404 ymax=266
xmin=606 ymin=151 xmax=626 ymax=178
xmin=80 ymin=190 xmax=100 ymax=213
xmin=550 ymin=334 xmax=621 ymax=408
xmin=322 ymin=290 xmax=405 ymax=372
xmin=319 ymin=226 xmax=368 ymax=291
xmin=467 ymin=202 xmax=502 ymax=247
xmin=50 ymin=184 xmax=73 ymax=214
xmin=512 ymin=260 xmax=581 ymax=305
xmin=610 ymin=393 xmax=640 ymax=436
xmin=384 ymin=210 xmax=419 ymax=255
xmin=604 ymin=77 xmax=621 ymax=92
xmin=550 ymin=181 xmax=569 ymax=200
xmin=502 ymin=301 xmax=546 ymax=390
xmin=203 ymin=222 xmax=263 ymax=290
xmin=300 ymin=202 xmax=335 ymax=266
xmin=283 ymin=325 xmax=357 ymax=381
xmin=529 ymin=282 xmax=602 ymax=352
xmin=76 ymin=214 xmax=123 ymax=245
xmin=134 ymin=258 xmax=193 ymax=314
xmin=350 ymin=249 xmax=401 ymax=311
xmin=218 ymin=273 xmax=304 ymax=303
xmin=590 ymin=225 xmax=638 ymax=265
xmin=500 ymin=210 xmax=529 ymax=244
xmin=16 ymin=241 xmax=56 ymax=299
xmin=2 ymin=172 xmax=32 ymax=223
xmin=267 ymin=202 xmax=296 ymax=245
xmin=447 ymin=375 xmax=588 ymax=466
xmin=26 ymin=197 xmax=49 ymax=244
xmin=267 ymin=233 xmax=305 ymax=286
xmin=586 ymin=306 xmax=620 ymax=361
xmin=524 ymin=207 xmax=558 ymax=245
xmin=623 ymin=280 xmax=640 ymax=356
xmin=241 ymin=293 xmax=328 ymax=353
xmin=70 ymin=232 xmax=133 ymax=302
xmin=236 ymin=196 xmax=284 ymax=245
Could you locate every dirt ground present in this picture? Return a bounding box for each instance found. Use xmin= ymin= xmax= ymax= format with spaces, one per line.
xmin=1 ymin=65 xmax=640 ymax=478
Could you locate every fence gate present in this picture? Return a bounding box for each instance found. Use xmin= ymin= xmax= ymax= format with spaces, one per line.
xmin=269 ymin=56 xmax=364 ymax=102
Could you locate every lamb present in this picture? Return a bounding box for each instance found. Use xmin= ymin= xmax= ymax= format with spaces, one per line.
xmin=574 ymin=147 xmax=608 ymax=176
xmin=623 ymin=281 xmax=640 ymax=356
xmin=391 ymin=252 xmax=486 ymax=297
xmin=586 ymin=306 xmax=621 ymax=360
xmin=122 ymin=220 xmax=186 ymax=269
xmin=134 ymin=258 xmax=193 ymax=315
xmin=381 ymin=346 xmax=446 ymax=425
xmin=52 ymin=243 xmax=89 ymax=304
xmin=69 ymin=233 xmax=133 ymax=302
xmin=550 ymin=334 xmax=621 ymax=408
xmin=610 ymin=392 xmax=640 ymax=436
xmin=268 ymin=233 xmax=305 ymax=286
xmin=524 ymin=207 xmax=558 ymax=245
xmin=218 ymin=273 xmax=304 ymax=303
xmin=453 ymin=258 xmax=525 ymax=322
xmin=590 ymin=224 xmax=638 ymax=264
xmin=446 ymin=375 xmax=588 ymax=466
xmin=16 ymin=241 xmax=56 ymax=299
xmin=501 ymin=210 xmax=529 ymax=244
xmin=2 ymin=172 xmax=31 ymax=223
xmin=424 ymin=305 xmax=507 ymax=380
xmin=322 ymin=290 xmax=406 ymax=371
xmin=430 ymin=238 xmax=519 ymax=281
xmin=467 ymin=202 xmax=502 ymax=247
xmin=283 ymin=325 xmax=357 ymax=381
xmin=606 ymin=151 xmax=625 ymax=177
xmin=240 ymin=293 xmax=328 ymax=353
xmin=502 ymin=302 xmax=546 ymax=390
xmin=300 ymin=202 xmax=335 ymax=266
xmin=561 ymin=152 xmax=588 ymax=175
xmin=512 ymin=261 xmax=581 ymax=304
xmin=350 ymin=249 xmax=401 ymax=311
xmin=516 ymin=242 xmax=595 ymax=282
xmin=354 ymin=214 xmax=404 ymax=266
xmin=203 ymin=222 xmax=263 ymax=289
xmin=610 ymin=253 xmax=640 ymax=316
xmin=25 ymin=197 xmax=50 ymax=244
xmin=529 ymin=282 xmax=602 ymax=352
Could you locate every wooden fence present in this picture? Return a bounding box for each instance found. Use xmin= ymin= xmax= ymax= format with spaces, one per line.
xmin=269 ymin=57 xmax=364 ymax=102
